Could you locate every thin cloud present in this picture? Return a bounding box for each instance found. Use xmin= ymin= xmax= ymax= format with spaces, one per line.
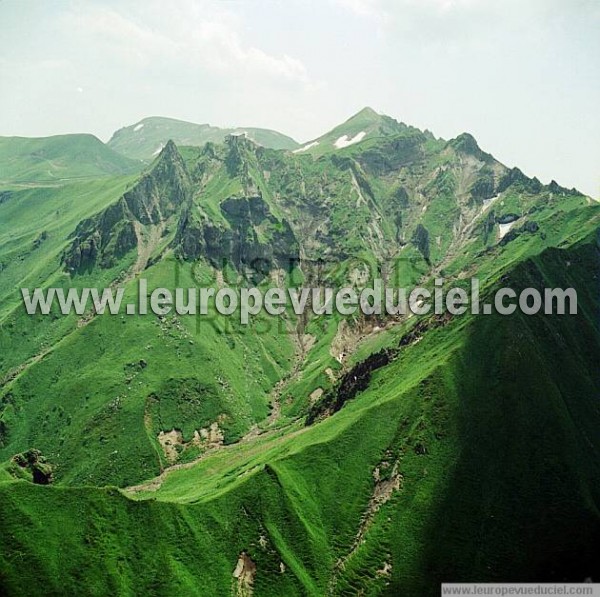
xmin=332 ymin=0 xmax=390 ymax=23
xmin=62 ymin=2 xmax=309 ymax=83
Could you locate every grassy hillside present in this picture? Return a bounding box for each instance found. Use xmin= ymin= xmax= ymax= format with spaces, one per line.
xmin=293 ymin=107 xmax=429 ymax=156
xmin=0 ymin=135 xmax=142 ymax=185
xmin=0 ymin=175 xmax=139 ymax=374
xmin=0 ymin=111 xmax=599 ymax=595
xmin=108 ymin=116 xmax=299 ymax=161
xmin=1 ymin=235 xmax=598 ymax=596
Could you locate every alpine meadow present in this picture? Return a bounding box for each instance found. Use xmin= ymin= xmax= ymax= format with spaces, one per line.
xmin=1 ymin=1 xmax=599 ymax=596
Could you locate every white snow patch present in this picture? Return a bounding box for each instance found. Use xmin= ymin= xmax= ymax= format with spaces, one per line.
xmin=293 ymin=141 xmax=319 ymax=154
xmin=334 ymin=131 xmax=366 ymax=149
xmin=134 ymin=123 xmax=144 ymax=132
xmin=152 ymin=144 xmax=165 ymax=156
xmin=482 ymin=194 xmax=501 ymax=213
xmin=499 ymin=221 xmax=517 ymax=239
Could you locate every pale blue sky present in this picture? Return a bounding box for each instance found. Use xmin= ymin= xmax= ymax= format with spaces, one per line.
xmin=0 ymin=0 xmax=598 ymax=196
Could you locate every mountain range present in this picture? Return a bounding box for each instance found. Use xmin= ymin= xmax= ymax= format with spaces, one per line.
xmin=0 ymin=108 xmax=599 ymax=596
xmin=107 ymin=116 xmax=300 ymax=161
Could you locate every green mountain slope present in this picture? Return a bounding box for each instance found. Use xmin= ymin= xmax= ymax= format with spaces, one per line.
xmin=293 ymin=107 xmax=429 ymax=156
xmin=1 ymin=235 xmax=598 ymax=596
xmin=0 ymin=110 xmax=599 ymax=595
xmin=0 ymin=134 xmax=142 ymax=185
xmin=107 ymin=116 xmax=300 ymax=160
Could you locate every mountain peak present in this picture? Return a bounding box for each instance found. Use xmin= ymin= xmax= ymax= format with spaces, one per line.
xmin=150 ymin=139 xmax=188 ymax=177
xmin=343 ymin=106 xmax=382 ymax=126
xmin=448 ymin=132 xmax=492 ymax=162
xmin=294 ymin=107 xmax=416 ymax=155
xmin=353 ymin=106 xmax=380 ymax=118
xmin=108 ymin=117 xmax=299 ymax=160
xmin=161 ymin=138 xmax=179 ymax=154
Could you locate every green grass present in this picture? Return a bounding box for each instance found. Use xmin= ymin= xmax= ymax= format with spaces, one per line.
xmin=107 ymin=116 xmax=299 ymax=161
xmin=298 ymin=107 xmax=426 ymax=157
xmin=0 ymin=134 xmax=141 ymax=184
xmin=0 ymin=176 xmax=139 ymax=380
xmin=1 ymin=122 xmax=599 ymax=596
xmin=0 ymin=253 xmax=297 ymax=486
xmin=1 ymin=237 xmax=599 ymax=595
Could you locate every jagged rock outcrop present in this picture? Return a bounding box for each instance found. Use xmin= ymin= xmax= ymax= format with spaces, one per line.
xmin=60 ymin=118 xmax=587 ymax=279
xmin=355 ymin=135 xmax=426 ymax=176
xmin=470 ymin=169 xmax=497 ymax=202
xmin=11 ymin=448 xmax=54 ymax=485
xmin=499 ymin=220 xmax=540 ymax=246
xmin=63 ymin=141 xmax=191 ymax=272
xmin=176 ymin=194 xmax=299 ymax=274
xmin=497 ymin=166 xmax=543 ymax=194
xmin=496 ymin=213 xmax=520 ymax=225
xmin=448 ymin=132 xmax=493 ymax=163
xmin=411 ymin=223 xmax=431 ymax=263
xmin=172 ymin=134 xmax=300 ymax=273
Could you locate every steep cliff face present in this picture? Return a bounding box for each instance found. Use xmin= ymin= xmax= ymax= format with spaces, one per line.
xmin=176 ymin=194 xmax=299 ymax=273
xmin=62 ymin=124 xmax=582 ymax=280
xmin=62 ymin=141 xmax=191 ymax=272
xmin=171 ymin=136 xmax=299 ymax=272
xmin=62 ymin=135 xmax=301 ymax=275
